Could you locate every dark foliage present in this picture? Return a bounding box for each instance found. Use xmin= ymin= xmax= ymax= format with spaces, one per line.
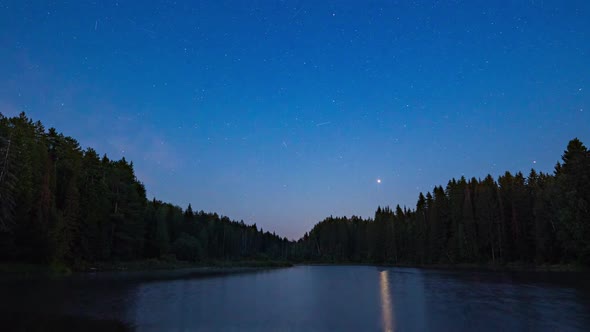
xmin=1 ymin=113 xmax=588 ymax=267
xmin=293 ymin=139 xmax=590 ymax=266
xmin=0 ymin=113 xmax=290 ymax=266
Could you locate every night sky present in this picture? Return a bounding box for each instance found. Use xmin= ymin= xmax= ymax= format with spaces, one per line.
xmin=1 ymin=1 xmax=588 ymax=239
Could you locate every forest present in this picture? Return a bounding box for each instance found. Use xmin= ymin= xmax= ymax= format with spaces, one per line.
xmin=293 ymin=139 xmax=590 ymax=266
xmin=0 ymin=113 xmax=290 ymax=268
xmin=1 ymin=112 xmax=589 ymax=268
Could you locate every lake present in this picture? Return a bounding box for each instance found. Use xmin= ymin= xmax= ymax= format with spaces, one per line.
xmin=1 ymin=265 xmax=590 ymax=331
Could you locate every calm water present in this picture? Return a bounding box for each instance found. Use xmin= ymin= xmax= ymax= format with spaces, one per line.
xmin=2 ymin=265 xmax=590 ymax=331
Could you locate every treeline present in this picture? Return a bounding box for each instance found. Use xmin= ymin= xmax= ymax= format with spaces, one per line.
xmin=0 ymin=113 xmax=290 ymax=266
xmin=294 ymin=139 xmax=590 ymax=265
xmin=1 ymin=113 xmax=588 ymax=269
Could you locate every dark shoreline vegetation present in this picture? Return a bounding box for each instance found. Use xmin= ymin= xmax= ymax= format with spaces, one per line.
xmin=1 ymin=113 xmax=589 ymax=274
xmin=0 ymin=260 xmax=293 ymax=276
xmin=1 ymin=313 xmax=132 ymax=332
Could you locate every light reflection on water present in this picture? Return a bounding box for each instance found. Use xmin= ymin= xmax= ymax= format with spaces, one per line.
xmin=379 ymin=270 xmax=395 ymax=332
xmin=2 ymin=266 xmax=590 ymax=331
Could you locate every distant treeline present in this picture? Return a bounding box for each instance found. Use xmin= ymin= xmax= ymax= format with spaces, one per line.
xmin=0 ymin=113 xmax=289 ymax=267
xmin=1 ymin=113 xmax=589 ymax=268
xmin=292 ymin=138 xmax=590 ymax=266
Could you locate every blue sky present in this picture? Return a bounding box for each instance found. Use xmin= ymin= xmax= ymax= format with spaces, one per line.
xmin=1 ymin=0 xmax=589 ymax=239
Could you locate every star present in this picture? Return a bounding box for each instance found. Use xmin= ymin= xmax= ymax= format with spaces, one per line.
xmin=377 ymin=179 xmax=382 ymax=184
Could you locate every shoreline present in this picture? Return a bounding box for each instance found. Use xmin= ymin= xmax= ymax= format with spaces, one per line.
xmin=299 ymin=261 xmax=588 ymax=272
xmin=79 ymin=259 xmax=294 ymax=272
xmin=0 ymin=259 xmax=294 ymax=280
xmin=1 ymin=260 xmax=587 ymax=280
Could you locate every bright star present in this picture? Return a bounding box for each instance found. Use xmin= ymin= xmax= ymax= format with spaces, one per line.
xmin=377 ymin=179 xmax=382 ymax=184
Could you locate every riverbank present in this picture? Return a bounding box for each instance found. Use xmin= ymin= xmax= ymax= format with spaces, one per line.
xmin=384 ymin=262 xmax=588 ymax=272
xmin=78 ymin=258 xmax=293 ymax=272
xmin=0 ymin=259 xmax=294 ymax=278
xmin=2 ymin=313 xmax=132 ymax=332
xmin=2 ymin=260 xmax=585 ymax=279
xmin=301 ymin=261 xmax=588 ymax=272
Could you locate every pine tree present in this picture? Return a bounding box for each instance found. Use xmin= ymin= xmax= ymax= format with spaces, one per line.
xmin=555 ymin=139 xmax=590 ymax=263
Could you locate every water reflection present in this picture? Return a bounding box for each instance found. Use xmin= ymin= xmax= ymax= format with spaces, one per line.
xmin=379 ymin=270 xmax=395 ymax=332
xmin=2 ymin=266 xmax=590 ymax=331
xmin=0 ymin=275 xmax=139 ymax=331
